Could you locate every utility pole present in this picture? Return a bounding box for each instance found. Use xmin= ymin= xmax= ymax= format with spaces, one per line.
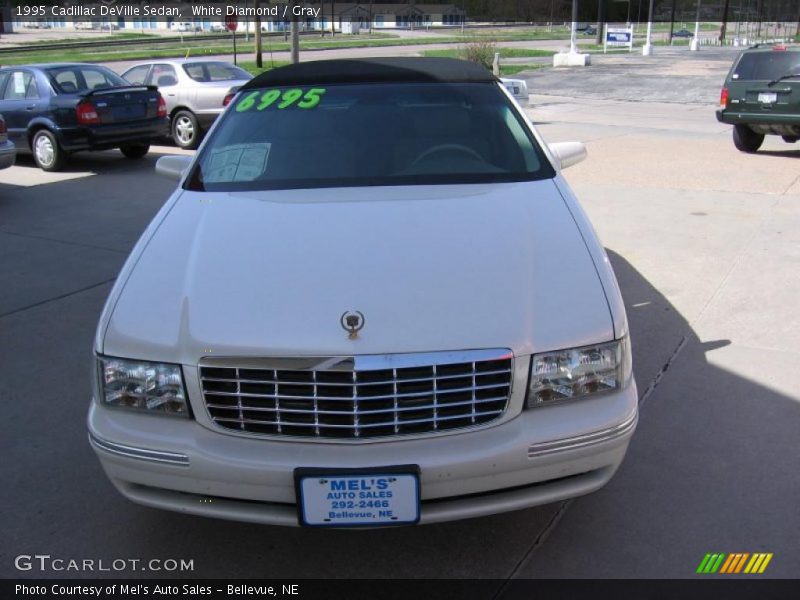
xmin=290 ymin=0 xmax=300 ymax=64
xmin=254 ymin=0 xmax=262 ymax=68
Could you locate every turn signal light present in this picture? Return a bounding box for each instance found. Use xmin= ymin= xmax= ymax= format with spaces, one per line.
xmin=157 ymin=95 xmax=167 ymax=118
xmin=720 ymin=87 xmax=729 ymax=109
xmin=75 ymin=101 xmax=100 ymax=125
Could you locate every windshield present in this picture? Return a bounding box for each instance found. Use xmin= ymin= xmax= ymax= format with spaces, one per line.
xmin=46 ymin=65 xmax=129 ymax=94
xmin=189 ymin=82 xmax=554 ymax=191
xmin=733 ymin=51 xmax=800 ymax=81
xmin=183 ymin=62 xmax=251 ymax=83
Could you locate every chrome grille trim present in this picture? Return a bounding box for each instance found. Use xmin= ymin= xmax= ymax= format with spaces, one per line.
xmin=527 ymin=411 xmax=638 ymax=458
xmin=199 ymin=349 xmax=513 ymax=440
xmin=88 ymin=432 xmax=190 ymax=466
xmin=198 ymin=368 xmax=513 ymax=387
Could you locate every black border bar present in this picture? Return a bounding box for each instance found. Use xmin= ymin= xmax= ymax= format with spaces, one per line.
xmin=4 ymin=579 xmax=800 ymax=600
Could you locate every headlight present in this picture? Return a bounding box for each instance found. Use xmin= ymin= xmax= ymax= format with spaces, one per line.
xmin=98 ymin=357 xmax=189 ymax=416
xmin=527 ymin=337 xmax=631 ymax=408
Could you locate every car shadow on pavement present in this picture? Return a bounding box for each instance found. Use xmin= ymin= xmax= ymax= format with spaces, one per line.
xmin=0 ymin=181 xmax=27 ymax=193
xmin=503 ymin=250 xmax=800 ymax=580
xmin=7 ymin=148 xmax=187 ymax=176
xmin=1 ymin=223 xmax=799 ymax=579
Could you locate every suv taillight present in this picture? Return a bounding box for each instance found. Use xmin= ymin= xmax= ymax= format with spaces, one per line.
xmin=223 ymin=92 xmax=235 ymax=107
xmin=157 ymin=95 xmax=167 ymax=118
xmin=720 ymin=87 xmax=729 ymax=109
xmin=75 ymin=101 xmax=100 ymax=125
xmin=0 ymin=119 xmax=6 ymax=134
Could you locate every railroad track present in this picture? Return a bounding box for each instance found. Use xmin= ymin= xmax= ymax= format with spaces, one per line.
xmin=0 ymin=29 xmax=333 ymax=55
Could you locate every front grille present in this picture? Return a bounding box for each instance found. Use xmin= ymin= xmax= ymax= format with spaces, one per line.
xmin=199 ymin=350 xmax=513 ymax=439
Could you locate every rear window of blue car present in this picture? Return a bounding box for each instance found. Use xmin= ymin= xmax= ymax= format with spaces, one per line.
xmin=46 ymin=66 xmax=128 ymax=94
xmin=188 ymin=82 xmax=554 ymax=191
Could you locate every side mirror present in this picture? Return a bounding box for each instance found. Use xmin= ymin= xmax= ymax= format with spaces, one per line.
xmin=155 ymin=155 xmax=193 ymax=181
xmin=548 ymin=141 xmax=587 ymax=170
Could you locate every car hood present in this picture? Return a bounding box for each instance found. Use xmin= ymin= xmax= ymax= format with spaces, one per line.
xmin=102 ymin=181 xmax=613 ymax=363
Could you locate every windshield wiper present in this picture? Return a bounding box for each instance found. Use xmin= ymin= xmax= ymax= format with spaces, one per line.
xmin=767 ymin=71 xmax=800 ymax=86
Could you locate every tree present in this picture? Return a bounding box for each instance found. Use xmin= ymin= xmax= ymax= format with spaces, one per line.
xmin=595 ymin=0 xmax=604 ymax=45
xmin=254 ymin=0 xmax=262 ymax=68
xmin=719 ymin=0 xmax=730 ymax=43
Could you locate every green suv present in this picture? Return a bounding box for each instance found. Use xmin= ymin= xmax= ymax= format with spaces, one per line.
xmin=716 ymin=44 xmax=800 ymax=152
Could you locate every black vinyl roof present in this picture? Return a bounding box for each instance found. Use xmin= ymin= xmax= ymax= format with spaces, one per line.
xmin=241 ymin=57 xmax=497 ymax=90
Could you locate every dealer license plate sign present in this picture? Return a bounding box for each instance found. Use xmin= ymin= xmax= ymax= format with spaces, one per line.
xmin=758 ymin=92 xmax=777 ymax=104
xmin=296 ymin=470 xmax=420 ymax=527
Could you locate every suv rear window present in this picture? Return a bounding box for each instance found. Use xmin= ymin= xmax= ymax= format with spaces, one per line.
xmin=733 ymin=51 xmax=800 ymax=81
xmin=189 ymin=82 xmax=554 ymax=192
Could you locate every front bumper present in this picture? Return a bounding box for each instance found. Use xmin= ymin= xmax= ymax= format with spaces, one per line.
xmin=58 ymin=118 xmax=170 ymax=152
xmin=88 ymin=381 xmax=637 ymax=526
xmin=0 ymin=140 xmax=16 ymax=169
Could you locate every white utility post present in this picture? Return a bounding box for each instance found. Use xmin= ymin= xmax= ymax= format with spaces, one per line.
xmin=553 ymin=0 xmax=590 ymax=66
xmin=642 ymin=0 xmax=655 ymax=55
xmin=691 ymin=0 xmax=701 ymax=50
xmin=570 ymin=0 xmax=578 ymax=54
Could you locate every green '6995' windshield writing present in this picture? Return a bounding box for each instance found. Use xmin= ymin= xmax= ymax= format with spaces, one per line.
xmin=236 ymin=88 xmax=327 ymax=112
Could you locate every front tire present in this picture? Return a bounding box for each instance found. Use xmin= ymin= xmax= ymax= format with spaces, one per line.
xmin=120 ymin=144 xmax=150 ymax=159
xmin=781 ymin=135 xmax=798 ymax=144
xmin=733 ymin=125 xmax=764 ymax=153
xmin=32 ymin=129 xmax=66 ymax=171
xmin=172 ymin=110 xmax=201 ymax=150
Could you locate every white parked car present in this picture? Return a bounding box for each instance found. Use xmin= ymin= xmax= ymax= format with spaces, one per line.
xmin=121 ymin=59 xmax=252 ymax=150
xmin=500 ymin=77 xmax=530 ymax=106
xmin=170 ymin=22 xmax=201 ymax=33
xmin=89 ymin=58 xmax=637 ymax=528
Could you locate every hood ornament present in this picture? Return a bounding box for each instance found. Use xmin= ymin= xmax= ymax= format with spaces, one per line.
xmin=340 ymin=311 xmax=365 ymax=340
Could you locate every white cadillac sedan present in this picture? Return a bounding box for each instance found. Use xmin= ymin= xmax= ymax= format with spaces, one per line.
xmin=88 ymin=58 xmax=637 ymax=528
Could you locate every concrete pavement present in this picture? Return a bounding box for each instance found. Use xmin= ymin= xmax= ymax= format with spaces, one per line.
xmin=513 ymin=79 xmax=800 ymax=577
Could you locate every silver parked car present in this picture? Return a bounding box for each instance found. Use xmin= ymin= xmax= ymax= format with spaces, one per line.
xmin=121 ymin=59 xmax=252 ymax=150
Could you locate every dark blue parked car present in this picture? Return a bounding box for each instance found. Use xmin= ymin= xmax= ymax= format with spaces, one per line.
xmin=0 ymin=63 xmax=169 ymax=171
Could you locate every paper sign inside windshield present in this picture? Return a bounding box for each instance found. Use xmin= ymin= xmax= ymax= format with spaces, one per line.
xmin=13 ymin=72 xmax=25 ymax=95
xmin=205 ymin=143 xmax=271 ymax=182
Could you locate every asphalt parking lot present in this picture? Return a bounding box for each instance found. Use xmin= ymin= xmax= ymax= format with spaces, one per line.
xmin=2 ymin=47 xmax=799 ymax=582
